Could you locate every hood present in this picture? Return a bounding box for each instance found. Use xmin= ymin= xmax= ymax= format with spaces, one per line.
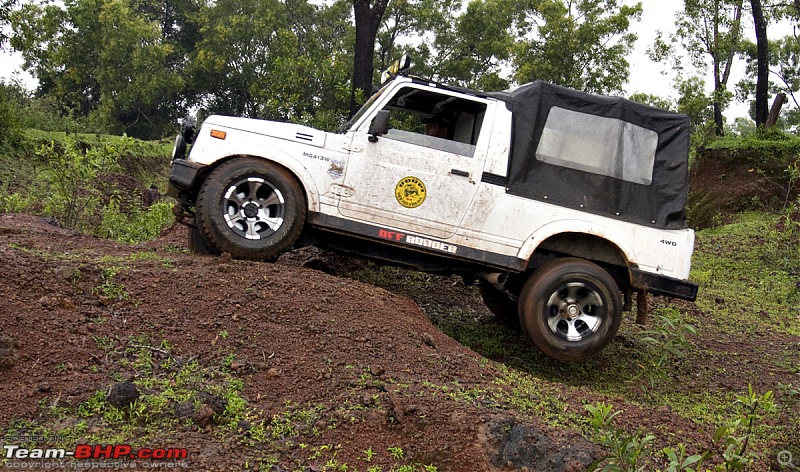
xmin=204 ymin=115 xmax=327 ymax=148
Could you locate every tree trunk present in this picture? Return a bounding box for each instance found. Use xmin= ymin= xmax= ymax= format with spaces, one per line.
xmin=712 ymin=0 xmax=743 ymax=136
xmin=712 ymin=0 xmax=725 ymax=136
xmin=713 ymin=100 xmax=725 ymax=136
xmin=765 ymin=93 xmax=786 ymax=128
xmin=713 ymin=58 xmax=725 ymax=136
xmin=751 ymin=0 xmax=769 ymax=126
xmin=350 ymin=0 xmax=390 ymax=117
xmin=720 ymin=0 xmax=743 ymax=87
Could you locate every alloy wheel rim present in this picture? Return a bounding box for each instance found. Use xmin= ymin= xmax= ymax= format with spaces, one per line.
xmin=222 ymin=177 xmax=285 ymax=240
xmin=545 ymin=282 xmax=604 ymax=342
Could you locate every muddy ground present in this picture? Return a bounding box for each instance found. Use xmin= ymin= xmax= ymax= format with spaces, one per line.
xmin=0 ymin=214 xmax=797 ymax=471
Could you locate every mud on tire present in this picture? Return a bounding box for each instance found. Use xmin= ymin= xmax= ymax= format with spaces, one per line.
xmin=195 ymin=158 xmax=306 ymax=260
xmin=187 ymin=224 xmax=219 ymax=255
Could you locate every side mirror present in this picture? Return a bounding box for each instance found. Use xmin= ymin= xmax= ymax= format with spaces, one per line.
xmin=368 ymin=110 xmax=390 ymax=142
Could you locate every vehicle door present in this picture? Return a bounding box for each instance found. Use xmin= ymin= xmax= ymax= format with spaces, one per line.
xmin=338 ymin=84 xmax=491 ymax=240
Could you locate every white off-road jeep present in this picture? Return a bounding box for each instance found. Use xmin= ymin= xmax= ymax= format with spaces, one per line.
xmin=168 ymin=60 xmax=698 ymax=362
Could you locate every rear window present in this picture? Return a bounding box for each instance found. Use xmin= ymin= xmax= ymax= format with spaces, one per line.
xmin=535 ymin=107 xmax=658 ymax=185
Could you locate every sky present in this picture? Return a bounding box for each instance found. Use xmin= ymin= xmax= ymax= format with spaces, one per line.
xmin=623 ymin=0 xmax=747 ymax=119
xmin=624 ymin=0 xmax=680 ymax=98
xmin=0 ymin=0 xmax=794 ymax=120
xmin=624 ymin=0 xmax=796 ymax=119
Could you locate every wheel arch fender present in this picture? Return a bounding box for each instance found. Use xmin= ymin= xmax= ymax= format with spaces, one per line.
xmin=517 ymin=221 xmax=636 ymax=271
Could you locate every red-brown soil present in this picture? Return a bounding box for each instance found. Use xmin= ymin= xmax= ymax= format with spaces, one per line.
xmin=0 ymin=215 xmax=600 ymax=471
xmin=688 ymin=150 xmax=799 ymax=229
xmin=0 ymin=214 xmax=797 ymax=471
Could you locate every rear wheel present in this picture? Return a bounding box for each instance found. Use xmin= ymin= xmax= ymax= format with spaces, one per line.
xmin=518 ymin=258 xmax=622 ymax=362
xmin=196 ymin=158 xmax=306 ymax=260
xmin=479 ymin=282 xmax=519 ymax=327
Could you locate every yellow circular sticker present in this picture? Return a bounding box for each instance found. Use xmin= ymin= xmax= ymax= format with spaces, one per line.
xmin=395 ymin=176 xmax=427 ymax=209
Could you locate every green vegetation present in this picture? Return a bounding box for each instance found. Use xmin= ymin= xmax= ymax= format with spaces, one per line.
xmin=692 ymin=212 xmax=800 ymax=336
xmin=0 ymin=129 xmax=174 ymax=242
xmin=586 ymin=402 xmax=656 ymax=471
xmin=629 ymin=309 xmax=696 ymax=392
xmin=707 ymin=129 xmax=800 ymax=165
xmin=93 ymin=265 xmax=130 ymax=302
xmin=344 ymin=209 xmax=799 ymax=469
xmin=0 ymin=80 xmax=24 ymax=146
xmin=6 ymin=335 xmax=440 ymax=471
xmin=586 ymin=387 xmax=777 ymax=471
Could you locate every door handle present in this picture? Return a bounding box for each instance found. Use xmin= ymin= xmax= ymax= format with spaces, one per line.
xmin=450 ymin=169 xmax=469 ymax=177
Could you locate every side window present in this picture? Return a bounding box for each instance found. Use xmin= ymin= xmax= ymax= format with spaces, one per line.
xmin=535 ymin=107 xmax=658 ymax=185
xmin=380 ymin=87 xmax=487 ymax=158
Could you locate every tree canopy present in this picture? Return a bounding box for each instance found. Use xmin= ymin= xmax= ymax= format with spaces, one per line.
xmin=2 ymin=0 xmax=798 ymax=138
xmin=0 ymin=0 xmax=16 ymax=49
xmin=512 ymin=0 xmax=642 ymax=94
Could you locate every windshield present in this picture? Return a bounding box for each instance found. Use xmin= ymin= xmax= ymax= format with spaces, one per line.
xmin=337 ymin=82 xmax=392 ymax=133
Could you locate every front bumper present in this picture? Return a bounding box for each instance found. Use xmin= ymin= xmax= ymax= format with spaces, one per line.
xmin=167 ymin=159 xmax=205 ymax=198
xmin=631 ymin=267 xmax=698 ymax=302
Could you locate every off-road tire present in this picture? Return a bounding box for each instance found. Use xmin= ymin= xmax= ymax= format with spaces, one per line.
xmin=195 ymin=158 xmax=306 ymax=261
xmin=479 ymin=282 xmax=519 ymax=327
xmin=518 ymin=258 xmax=622 ymax=362
xmin=187 ymin=224 xmax=219 ymax=255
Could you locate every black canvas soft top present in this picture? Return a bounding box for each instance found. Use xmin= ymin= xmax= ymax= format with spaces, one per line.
xmin=486 ymin=81 xmax=691 ymax=229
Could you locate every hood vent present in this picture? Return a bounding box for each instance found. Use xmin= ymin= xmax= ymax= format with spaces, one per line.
xmin=296 ymin=132 xmax=314 ymax=142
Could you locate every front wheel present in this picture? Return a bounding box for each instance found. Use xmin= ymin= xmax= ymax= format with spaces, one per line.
xmin=195 ymin=158 xmax=306 ymax=260
xmin=518 ymin=258 xmax=622 ymax=362
xmin=187 ymin=224 xmax=219 ymax=255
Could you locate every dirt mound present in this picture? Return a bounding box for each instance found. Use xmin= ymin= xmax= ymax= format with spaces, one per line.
xmin=0 ymin=214 xmax=596 ymax=470
xmin=3 ymin=213 xmax=797 ymax=471
xmin=689 ymin=150 xmax=798 ymax=228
